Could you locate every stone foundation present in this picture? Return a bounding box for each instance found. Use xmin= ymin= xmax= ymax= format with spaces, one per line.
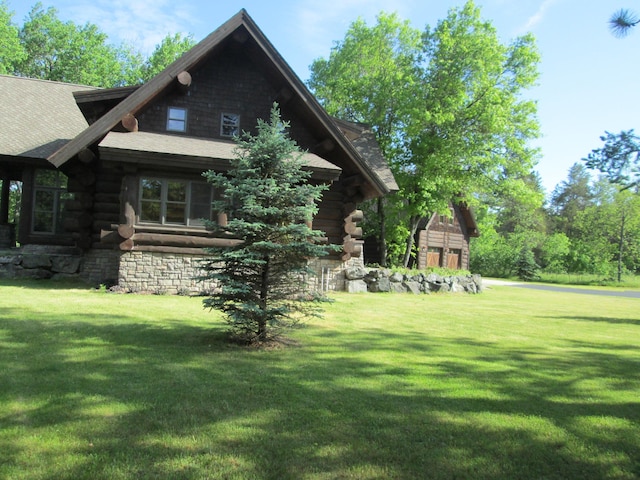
xmin=0 ymin=245 xmax=83 ymax=280
xmin=117 ymin=250 xmax=213 ymax=295
xmin=80 ymin=249 xmax=120 ymax=286
xmin=0 ymin=245 xmax=482 ymax=296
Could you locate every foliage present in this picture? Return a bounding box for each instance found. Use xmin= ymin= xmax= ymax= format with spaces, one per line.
xmin=309 ymin=12 xmax=422 ymax=266
xmin=133 ymin=32 xmax=197 ymax=83
xmin=514 ymin=246 xmax=540 ymax=281
xmin=0 ymin=1 xmax=194 ymax=87
xmin=538 ymin=233 xmax=570 ymax=273
xmin=0 ymin=0 xmax=24 ymax=74
xmin=200 ymin=104 xmax=335 ymax=344
xmin=548 ymin=162 xmax=594 ymax=236
xmin=309 ymin=1 xmax=541 ymax=267
xmin=584 ymin=129 xmax=640 ymax=191
xmin=609 ymin=8 xmax=640 ymax=37
xmin=469 ymin=215 xmax=517 ymax=277
xmin=494 ymin=172 xmax=546 ymax=236
xmin=15 ymin=3 xmax=131 ymax=87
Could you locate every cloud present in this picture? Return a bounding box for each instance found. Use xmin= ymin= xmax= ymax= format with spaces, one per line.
xmin=519 ymin=0 xmax=558 ymax=32
xmin=66 ymin=0 xmax=197 ymax=54
xmin=291 ymin=0 xmax=415 ymax=60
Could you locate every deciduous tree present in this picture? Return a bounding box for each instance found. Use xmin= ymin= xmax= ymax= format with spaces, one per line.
xmin=309 ymin=1 xmax=541 ymax=267
xmin=3 ymin=1 xmax=195 ymax=87
xmin=16 ymin=3 xmax=130 ymax=87
xmin=134 ymin=33 xmax=196 ymax=83
xmin=0 ymin=0 xmax=24 ymax=74
xmin=309 ymin=12 xmax=421 ymax=266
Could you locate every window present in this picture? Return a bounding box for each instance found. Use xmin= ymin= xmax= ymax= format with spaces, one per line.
xmin=220 ymin=113 xmax=240 ymax=137
xmin=167 ymin=107 xmax=187 ymax=132
xmin=139 ymin=178 xmax=216 ymax=227
xmin=32 ymin=170 xmax=72 ymax=234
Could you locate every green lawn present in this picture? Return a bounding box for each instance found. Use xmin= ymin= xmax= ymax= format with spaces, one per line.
xmin=0 ymin=280 xmax=638 ymax=479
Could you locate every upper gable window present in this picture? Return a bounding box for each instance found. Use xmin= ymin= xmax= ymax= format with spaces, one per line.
xmin=221 ymin=113 xmax=240 ymax=137
xmin=167 ymin=107 xmax=187 ymax=132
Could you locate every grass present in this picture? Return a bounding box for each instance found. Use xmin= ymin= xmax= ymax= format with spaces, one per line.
xmin=538 ymin=272 xmax=640 ymax=288
xmin=0 ymin=280 xmax=639 ymax=479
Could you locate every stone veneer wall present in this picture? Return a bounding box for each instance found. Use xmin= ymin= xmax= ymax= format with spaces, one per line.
xmin=307 ymin=255 xmax=364 ymax=292
xmin=116 ymin=250 xmax=360 ymax=294
xmin=117 ymin=251 xmax=213 ymax=295
xmin=80 ymin=249 xmax=121 ymax=287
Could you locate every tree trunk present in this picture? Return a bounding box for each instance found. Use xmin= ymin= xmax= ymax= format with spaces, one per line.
xmin=379 ymin=197 xmax=388 ymax=267
xmin=618 ymin=209 xmax=625 ymax=283
xmin=258 ymin=256 xmax=270 ymax=342
xmin=402 ymin=215 xmax=421 ymax=268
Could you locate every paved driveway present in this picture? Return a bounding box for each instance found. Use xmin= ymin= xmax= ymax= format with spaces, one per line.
xmin=483 ymin=279 xmax=640 ymax=298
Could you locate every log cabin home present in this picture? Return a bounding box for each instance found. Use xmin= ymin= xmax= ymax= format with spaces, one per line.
xmin=0 ymin=9 xmax=398 ymax=293
xmin=416 ymin=203 xmax=479 ymax=271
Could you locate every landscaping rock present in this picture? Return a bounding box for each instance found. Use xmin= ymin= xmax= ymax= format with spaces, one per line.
xmin=52 ymin=256 xmax=81 ymax=274
xmin=344 ymin=265 xmax=367 ymax=280
xmin=22 ymin=254 xmax=51 ymax=269
xmin=0 ymin=255 xmax=21 ymax=265
xmin=389 ymin=272 xmax=404 ymax=283
xmin=368 ymin=276 xmax=391 ymax=293
xmin=345 ymin=279 xmax=368 ymax=293
xmin=355 ymin=268 xmax=481 ymax=295
xmin=404 ymin=281 xmax=422 ymax=295
xmin=390 ymin=282 xmax=407 ymax=293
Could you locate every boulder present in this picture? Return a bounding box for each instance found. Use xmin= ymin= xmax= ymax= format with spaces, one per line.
xmin=389 ymin=272 xmax=404 ymax=283
xmin=390 ymin=282 xmax=407 ymax=293
xmin=22 ymin=254 xmax=51 ymax=269
xmin=368 ymin=276 xmax=391 ymax=293
xmin=345 ymin=279 xmax=368 ymax=293
xmin=404 ymin=281 xmax=422 ymax=295
xmin=52 ymin=256 xmax=81 ymax=274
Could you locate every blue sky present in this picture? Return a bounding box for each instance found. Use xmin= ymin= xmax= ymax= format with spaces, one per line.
xmin=9 ymin=0 xmax=640 ymax=196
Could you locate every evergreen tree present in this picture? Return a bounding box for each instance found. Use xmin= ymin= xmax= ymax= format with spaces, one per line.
xmin=515 ymin=247 xmax=540 ymax=282
xmin=201 ymin=104 xmax=336 ymax=344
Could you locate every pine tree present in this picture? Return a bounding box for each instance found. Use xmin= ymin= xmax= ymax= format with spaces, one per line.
xmin=201 ymin=104 xmax=335 ymax=344
xmin=515 ymin=247 xmax=540 ymax=282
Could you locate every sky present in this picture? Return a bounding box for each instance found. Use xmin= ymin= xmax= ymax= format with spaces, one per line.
xmin=8 ymin=0 xmax=640 ymax=196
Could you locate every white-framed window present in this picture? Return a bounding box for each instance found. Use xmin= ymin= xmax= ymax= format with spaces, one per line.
xmin=139 ymin=177 xmax=216 ymax=227
xmin=167 ymin=107 xmax=187 ymax=132
xmin=220 ymin=113 xmax=240 ymax=137
xmin=32 ymin=169 xmax=72 ymax=234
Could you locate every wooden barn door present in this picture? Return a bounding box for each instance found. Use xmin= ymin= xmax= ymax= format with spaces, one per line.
xmin=447 ymin=249 xmax=461 ymax=269
xmin=427 ymin=247 xmax=442 ymax=267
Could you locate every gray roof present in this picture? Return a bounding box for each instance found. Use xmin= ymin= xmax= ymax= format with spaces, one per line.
xmin=0 ymin=75 xmax=95 ymax=159
xmin=99 ymin=131 xmax=342 ymax=177
xmin=333 ymin=118 xmax=399 ymax=192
